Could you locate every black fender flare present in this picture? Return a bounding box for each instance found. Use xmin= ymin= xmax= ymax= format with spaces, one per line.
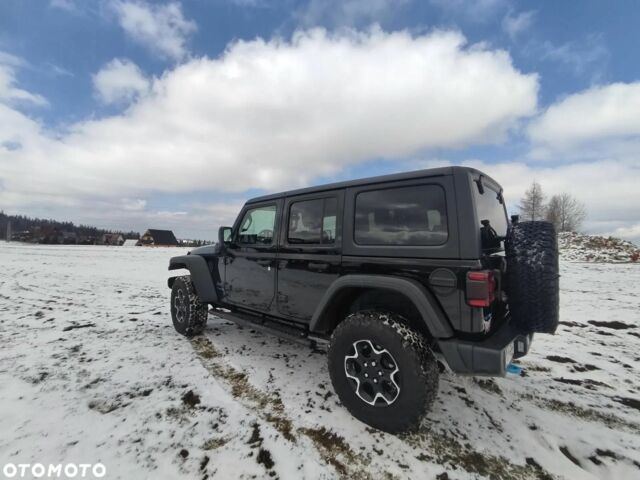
xmin=168 ymin=255 xmax=218 ymax=303
xmin=309 ymin=275 xmax=453 ymax=339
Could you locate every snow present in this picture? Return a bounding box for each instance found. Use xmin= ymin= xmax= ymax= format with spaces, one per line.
xmin=0 ymin=242 xmax=639 ymax=479
xmin=559 ymin=232 xmax=640 ymax=263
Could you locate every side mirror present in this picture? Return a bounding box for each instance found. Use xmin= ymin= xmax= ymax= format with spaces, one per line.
xmin=218 ymin=226 xmax=233 ymax=247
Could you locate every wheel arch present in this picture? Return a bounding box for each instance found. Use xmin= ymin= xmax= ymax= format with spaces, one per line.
xmin=168 ymin=255 xmax=218 ymax=303
xmin=309 ymin=275 xmax=453 ymax=339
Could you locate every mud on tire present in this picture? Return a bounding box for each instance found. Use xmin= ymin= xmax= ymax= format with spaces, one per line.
xmin=170 ymin=275 xmax=208 ymax=337
xmin=328 ymin=311 xmax=439 ymax=433
xmin=505 ymin=221 xmax=559 ymax=334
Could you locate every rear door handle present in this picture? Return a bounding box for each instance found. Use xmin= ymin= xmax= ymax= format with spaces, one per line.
xmin=256 ymin=259 xmax=272 ymax=266
xmin=308 ymin=262 xmax=329 ymax=272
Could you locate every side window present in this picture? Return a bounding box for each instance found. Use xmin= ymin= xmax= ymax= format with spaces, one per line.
xmin=237 ymin=205 xmax=276 ymax=245
xmin=354 ymin=185 xmax=447 ymax=246
xmin=288 ymin=197 xmax=337 ymax=245
xmin=322 ymin=197 xmax=337 ymax=244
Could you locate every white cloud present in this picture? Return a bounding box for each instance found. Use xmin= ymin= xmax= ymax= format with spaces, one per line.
xmin=412 ymin=158 xmax=640 ymax=243
xmin=121 ymin=198 xmax=147 ymax=211
xmin=608 ymin=224 xmax=640 ymax=244
xmin=0 ymin=104 xmax=43 ymax=149
xmin=47 ymin=63 xmax=74 ymax=77
xmin=530 ymin=34 xmax=609 ymax=81
xmin=0 ymin=51 xmax=26 ymax=68
xmin=528 ymin=82 xmax=640 ymax=152
xmin=0 ymin=27 xmax=538 ymax=215
xmin=112 ymin=1 xmax=197 ymax=60
xmin=297 ymin=0 xmax=409 ymax=27
xmin=93 ymin=58 xmax=150 ymax=104
xmin=2 ymin=27 xmax=636 ymax=242
xmin=502 ymin=10 xmax=535 ymax=40
xmin=0 ymin=55 xmax=48 ymax=106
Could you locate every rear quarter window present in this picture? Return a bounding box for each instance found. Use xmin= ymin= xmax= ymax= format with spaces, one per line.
xmin=473 ymin=185 xmax=508 ymax=237
xmin=354 ymin=184 xmax=448 ymax=246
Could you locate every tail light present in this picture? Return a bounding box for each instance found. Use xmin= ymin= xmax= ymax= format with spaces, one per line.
xmin=466 ymin=270 xmax=496 ymax=307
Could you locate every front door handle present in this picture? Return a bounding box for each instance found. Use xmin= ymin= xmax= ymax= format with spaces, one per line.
xmin=256 ymin=259 xmax=272 ymax=266
xmin=308 ymin=262 xmax=329 ymax=272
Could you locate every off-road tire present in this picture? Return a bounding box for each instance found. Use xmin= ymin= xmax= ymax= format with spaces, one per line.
xmin=328 ymin=311 xmax=439 ymax=433
xmin=505 ymin=221 xmax=559 ymax=334
xmin=170 ymin=276 xmax=208 ymax=337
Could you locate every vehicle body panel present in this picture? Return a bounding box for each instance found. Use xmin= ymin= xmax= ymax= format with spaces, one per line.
xmin=276 ymin=189 xmax=344 ymax=321
xmin=223 ymin=199 xmax=283 ymax=313
xmin=168 ymin=254 xmax=219 ymax=303
xmin=309 ymin=274 xmax=453 ymax=338
xmin=168 ymin=166 xmax=520 ymax=376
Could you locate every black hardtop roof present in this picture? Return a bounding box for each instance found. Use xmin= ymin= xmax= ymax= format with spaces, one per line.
xmin=246 ymin=166 xmax=500 ymax=204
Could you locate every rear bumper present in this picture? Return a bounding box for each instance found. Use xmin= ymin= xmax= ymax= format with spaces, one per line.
xmin=437 ymin=322 xmax=533 ymax=376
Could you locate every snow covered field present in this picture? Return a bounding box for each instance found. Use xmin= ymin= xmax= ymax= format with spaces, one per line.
xmin=0 ymin=243 xmax=638 ymax=480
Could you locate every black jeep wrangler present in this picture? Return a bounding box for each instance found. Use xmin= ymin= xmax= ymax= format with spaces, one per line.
xmin=168 ymin=166 xmax=559 ymax=432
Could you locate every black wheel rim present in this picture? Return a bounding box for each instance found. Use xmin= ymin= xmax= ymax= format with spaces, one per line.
xmin=173 ymin=288 xmax=187 ymax=324
xmin=344 ymin=339 xmax=400 ymax=406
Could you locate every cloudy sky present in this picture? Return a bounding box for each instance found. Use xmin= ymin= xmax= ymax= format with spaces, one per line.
xmin=1 ymin=0 xmax=639 ymax=241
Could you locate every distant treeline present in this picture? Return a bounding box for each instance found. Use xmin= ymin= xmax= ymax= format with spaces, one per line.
xmin=0 ymin=211 xmax=140 ymax=244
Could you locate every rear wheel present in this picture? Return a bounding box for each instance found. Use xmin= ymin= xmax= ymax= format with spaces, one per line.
xmin=328 ymin=311 xmax=439 ymax=433
xmin=170 ymin=276 xmax=208 ymax=336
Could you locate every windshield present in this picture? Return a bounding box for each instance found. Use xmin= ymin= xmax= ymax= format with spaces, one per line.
xmin=474 ymin=182 xmax=508 ymax=237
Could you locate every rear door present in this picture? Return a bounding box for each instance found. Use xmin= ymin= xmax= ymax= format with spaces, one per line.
xmin=224 ymin=201 xmax=281 ymax=312
xmin=276 ymin=190 xmax=343 ymax=322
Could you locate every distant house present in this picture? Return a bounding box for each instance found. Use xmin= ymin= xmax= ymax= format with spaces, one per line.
xmin=123 ymin=239 xmax=140 ymax=247
xmin=102 ymin=233 xmax=124 ymax=246
xmin=34 ymin=225 xmax=63 ymax=244
xmin=139 ymin=229 xmax=178 ymax=247
xmin=62 ymin=231 xmax=77 ymax=244
xmin=77 ymin=234 xmax=98 ymax=245
xmin=11 ymin=231 xmax=32 ymax=243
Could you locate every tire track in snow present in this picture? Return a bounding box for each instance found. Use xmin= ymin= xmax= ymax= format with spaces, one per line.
xmin=190 ymin=334 xmax=374 ymax=479
xmin=192 ymin=329 xmax=554 ymax=480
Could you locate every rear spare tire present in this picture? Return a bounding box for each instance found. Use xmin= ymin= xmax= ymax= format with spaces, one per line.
xmin=505 ymin=221 xmax=559 ymax=334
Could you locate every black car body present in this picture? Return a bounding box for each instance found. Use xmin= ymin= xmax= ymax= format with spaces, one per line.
xmin=168 ymin=166 xmax=559 ymax=431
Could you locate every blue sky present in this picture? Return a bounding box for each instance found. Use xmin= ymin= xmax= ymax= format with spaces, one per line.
xmin=1 ymin=0 xmax=639 ymax=241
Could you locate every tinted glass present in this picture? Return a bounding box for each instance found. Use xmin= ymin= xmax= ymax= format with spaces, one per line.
xmin=474 ymin=185 xmax=508 ymax=237
xmin=322 ymin=197 xmax=337 ymax=244
xmin=238 ymin=205 xmax=276 ymax=245
xmin=289 ymin=199 xmax=322 ymax=244
xmin=288 ymin=197 xmax=337 ymax=244
xmin=354 ymin=185 xmax=447 ymax=246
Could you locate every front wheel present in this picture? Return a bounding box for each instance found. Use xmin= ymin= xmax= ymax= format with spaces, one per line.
xmin=170 ymin=276 xmax=208 ymax=336
xmin=328 ymin=311 xmax=439 ymax=433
